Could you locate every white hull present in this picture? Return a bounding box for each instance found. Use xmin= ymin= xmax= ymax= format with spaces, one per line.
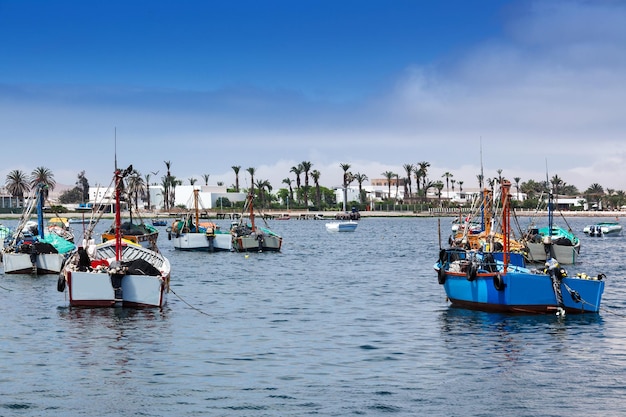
xmin=173 ymin=232 xmax=232 ymax=251
xmin=583 ymin=223 xmax=622 ymax=237
xmin=525 ymin=241 xmax=579 ymax=265
xmin=61 ymin=240 xmax=170 ymax=308
xmin=3 ymin=252 xmax=66 ymax=274
xmin=67 ymin=270 xmax=167 ymax=307
xmin=325 ymin=221 xmax=358 ymax=232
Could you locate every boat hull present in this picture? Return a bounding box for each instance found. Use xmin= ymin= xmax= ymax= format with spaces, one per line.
xmin=61 ymin=241 xmax=170 ymax=308
xmin=583 ymin=223 xmax=622 ymax=237
xmin=3 ymin=252 xmax=66 ymax=275
xmin=439 ymin=270 xmax=604 ymax=313
xmin=232 ymin=235 xmax=282 ymax=252
xmin=325 ymin=221 xmax=358 ymax=232
xmin=173 ymin=232 xmax=232 ymax=251
xmin=66 ymin=270 xmax=168 ymax=308
xmin=525 ymin=241 xmax=580 ymax=264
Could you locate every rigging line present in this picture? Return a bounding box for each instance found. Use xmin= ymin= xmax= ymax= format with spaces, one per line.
xmin=169 ymin=287 xmax=212 ymax=317
xmin=600 ymin=306 xmax=626 ymax=317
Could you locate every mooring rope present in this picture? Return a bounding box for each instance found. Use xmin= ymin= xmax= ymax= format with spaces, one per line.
xmin=169 ymin=287 xmax=211 ymax=317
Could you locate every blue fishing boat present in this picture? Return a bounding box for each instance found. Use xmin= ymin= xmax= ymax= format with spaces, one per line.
xmin=435 ymin=180 xmax=605 ymax=315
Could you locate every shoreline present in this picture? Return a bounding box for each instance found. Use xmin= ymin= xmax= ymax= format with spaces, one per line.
xmin=0 ymin=209 xmax=623 ymax=220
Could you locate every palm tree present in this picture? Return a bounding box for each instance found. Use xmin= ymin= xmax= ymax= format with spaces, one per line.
xmin=310 ymin=170 xmax=321 ymax=208
xmin=30 ymin=166 xmax=55 ymax=200
xmin=290 ymin=164 xmax=303 ymax=204
xmin=418 ymin=161 xmax=430 ymax=190
xmin=353 ymin=172 xmax=369 ymax=204
xmin=585 ymin=183 xmax=604 ymax=210
xmin=442 ymin=172 xmax=453 ymax=201
xmin=77 ymin=170 xmax=90 ymax=204
xmin=477 ymin=174 xmax=484 ymax=189
xmin=189 ymin=177 xmax=197 ymax=185
xmin=144 ymin=173 xmax=152 ymax=211
xmin=301 ymin=161 xmax=312 ymax=207
xmin=435 ymin=181 xmax=444 ymax=206
xmin=203 ymin=174 xmax=210 ymax=186
xmin=340 ymin=163 xmax=352 ymax=211
xmin=282 ymin=178 xmax=294 ymax=207
xmin=394 ymin=173 xmax=400 ymax=201
xmin=550 ymin=175 xmax=564 ymax=196
xmin=458 ymin=180 xmax=464 ymax=193
xmin=167 ymin=176 xmax=181 ymax=210
xmin=231 ymin=166 xmax=241 ymax=192
xmin=403 ymin=163 xmax=414 ymax=197
xmin=127 ymin=169 xmax=146 ymax=211
xmin=514 ymin=177 xmax=521 ymax=201
xmin=163 ymin=160 xmax=172 ymax=210
xmin=5 ymin=169 xmax=30 ymax=207
xmin=246 ymin=167 xmax=256 ymax=196
xmin=381 ymin=171 xmax=395 ymax=201
xmin=255 ymin=179 xmax=271 ymax=208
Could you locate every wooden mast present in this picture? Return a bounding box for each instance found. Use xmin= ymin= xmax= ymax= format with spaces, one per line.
xmin=114 ymin=168 xmax=122 ymax=261
xmin=501 ymin=179 xmax=512 ymax=271
xmin=194 ymin=189 xmax=199 ymax=232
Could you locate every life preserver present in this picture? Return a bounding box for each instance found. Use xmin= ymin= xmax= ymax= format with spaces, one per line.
xmin=438 ymin=267 xmax=446 ymax=285
xmin=493 ymin=273 xmax=505 ymax=291
xmin=466 ymin=264 xmax=477 ymax=281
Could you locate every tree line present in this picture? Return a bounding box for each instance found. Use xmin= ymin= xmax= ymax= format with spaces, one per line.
xmin=4 ymin=162 xmax=625 ymax=211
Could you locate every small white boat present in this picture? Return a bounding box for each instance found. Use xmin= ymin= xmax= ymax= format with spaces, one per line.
xmin=325 ymin=221 xmax=358 ymax=232
xmin=583 ymin=222 xmax=622 ymax=237
xmin=170 ymin=189 xmax=232 ymax=252
xmin=58 ymin=165 xmax=170 ymax=308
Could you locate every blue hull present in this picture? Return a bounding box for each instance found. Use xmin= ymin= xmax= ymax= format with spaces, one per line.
xmin=435 ymin=249 xmax=605 ymax=314
xmin=441 ymin=271 xmax=604 ymax=313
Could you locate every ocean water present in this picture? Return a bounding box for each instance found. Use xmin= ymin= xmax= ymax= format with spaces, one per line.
xmin=1 ymin=216 xmax=626 ymax=416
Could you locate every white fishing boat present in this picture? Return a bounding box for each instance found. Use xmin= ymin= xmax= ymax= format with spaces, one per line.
xmin=231 ymin=189 xmax=282 ymax=252
xmin=58 ymin=165 xmax=170 ymax=308
xmin=325 ymin=220 xmax=358 ymax=232
xmin=170 ymin=188 xmax=232 ymax=251
xmin=2 ymin=184 xmax=75 ymax=274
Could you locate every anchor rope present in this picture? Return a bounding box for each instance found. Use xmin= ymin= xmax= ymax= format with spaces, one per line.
xmin=169 ymin=287 xmax=211 ymax=317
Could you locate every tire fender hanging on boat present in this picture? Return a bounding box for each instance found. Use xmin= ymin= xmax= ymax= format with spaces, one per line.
xmin=466 ymin=263 xmax=477 ymax=281
xmin=438 ymin=267 xmax=446 ymax=285
xmin=493 ymin=272 xmax=506 ymax=291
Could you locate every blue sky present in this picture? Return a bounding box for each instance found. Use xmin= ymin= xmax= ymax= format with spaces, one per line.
xmin=2 ymin=0 xmax=625 ymax=194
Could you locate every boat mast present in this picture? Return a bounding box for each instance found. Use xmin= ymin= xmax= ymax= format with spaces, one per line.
xmin=114 ymin=168 xmax=122 ymax=261
xmin=36 ymin=183 xmax=45 ymax=240
xmin=249 ymin=191 xmax=255 ymax=230
xmin=194 ymin=189 xmax=200 ymax=231
xmin=501 ymin=179 xmax=511 ymax=271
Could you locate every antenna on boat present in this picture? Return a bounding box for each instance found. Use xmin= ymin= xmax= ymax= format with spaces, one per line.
xmin=114 ymin=127 xmax=118 ymax=171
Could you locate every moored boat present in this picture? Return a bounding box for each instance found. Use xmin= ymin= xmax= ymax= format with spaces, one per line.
xmin=435 ymin=180 xmax=605 ymax=315
xmin=583 ymin=221 xmax=622 ymax=237
xmin=522 ymin=225 xmax=580 ymax=264
xmin=2 ymin=184 xmax=75 ymax=274
xmin=325 ymin=220 xmax=358 ymax=232
xmin=231 ymin=187 xmax=282 ymax=252
xmin=170 ymin=188 xmax=232 ymax=251
xmin=102 ymin=220 xmax=159 ymax=251
xmin=58 ymin=165 xmax=170 ymax=308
